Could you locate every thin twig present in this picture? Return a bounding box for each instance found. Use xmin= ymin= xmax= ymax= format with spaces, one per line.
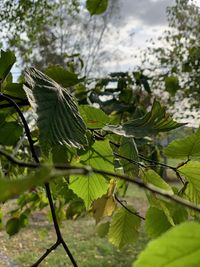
xmin=0 ymin=93 xmax=38 ymax=162
xmin=114 ymin=152 xmax=146 ymax=168
xmin=114 ymin=194 xmax=145 ymax=220
xmin=1 ymin=150 xmax=200 ymax=213
xmin=30 ymin=241 xmax=60 ymax=267
xmin=139 ymin=154 xmax=177 ymax=171
xmin=0 ymin=100 xmax=29 ymax=108
xmin=0 ymin=93 xmax=78 ymax=267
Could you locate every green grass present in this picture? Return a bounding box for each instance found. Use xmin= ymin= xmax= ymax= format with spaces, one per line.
xmin=0 ymin=188 xmax=148 ymax=267
xmin=7 ymin=218 xmax=147 ymax=267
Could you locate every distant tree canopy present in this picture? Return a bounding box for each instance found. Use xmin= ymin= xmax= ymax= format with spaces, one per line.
xmin=0 ymin=0 xmax=118 ymax=75
xmin=141 ymin=0 xmax=200 ymax=109
xmin=1 ymin=1 xmax=200 ymax=266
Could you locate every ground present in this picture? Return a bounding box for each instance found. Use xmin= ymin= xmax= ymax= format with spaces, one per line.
xmin=0 ymin=185 xmax=148 ymax=267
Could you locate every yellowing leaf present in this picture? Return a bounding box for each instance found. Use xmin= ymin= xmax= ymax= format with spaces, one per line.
xmin=92 ymin=194 xmax=116 ymax=223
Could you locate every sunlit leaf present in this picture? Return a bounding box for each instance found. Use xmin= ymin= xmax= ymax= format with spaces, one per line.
xmin=69 ymin=140 xmax=113 ymax=208
xmin=179 ymin=161 xmax=200 ymax=204
xmin=134 ymin=222 xmax=200 ymax=267
xmin=109 ymin=207 xmax=141 ymax=248
xmin=24 ymin=67 xmax=88 ymax=151
xmin=86 ymin=0 xmax=108 ymax=15
xmin=80 ymin=105 xmax=110 ymax=129
xmin=142 ymin=169 xmax=173 ymax=193
xmin=164 ymin=127 xmax=200 ymax=159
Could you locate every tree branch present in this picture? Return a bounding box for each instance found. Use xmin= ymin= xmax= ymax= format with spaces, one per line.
xmin=113 ymin=152 xmax=146 ymax=168
xmin=114 ymin=194 xmax=145 ymax=220
xmin=30 ymin=241 xmax=60 ymax=267
xmin=0 ymin=100 xmax=29 ymax=109
xmin=0 ymin=93 xmax=78 ymax=267
xmin=0 ymin=93 xmax=38 ymax=162
xmin=1 ymin=149 xmax=200 ymax=213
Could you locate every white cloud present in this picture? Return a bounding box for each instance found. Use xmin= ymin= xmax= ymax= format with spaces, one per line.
xmin=110 ymin=0 xmax=175 ymax=27
xmin=100 ymin=0 xmax=176 ymax=73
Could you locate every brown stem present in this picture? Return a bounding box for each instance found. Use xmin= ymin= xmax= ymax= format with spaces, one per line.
xmin=1 ymin=149 xmax=200 ymax=213
xmin=114 ymin=194 xmax=145 ymax=220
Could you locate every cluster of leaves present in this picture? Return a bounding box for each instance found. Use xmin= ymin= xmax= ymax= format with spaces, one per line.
xmin=1 ymin=47 xmax=200 ymax=266
xmin=0 ymin=0 xmax=115 ymax=76
xmin=141 ymin=0 xmax=200 ymax=110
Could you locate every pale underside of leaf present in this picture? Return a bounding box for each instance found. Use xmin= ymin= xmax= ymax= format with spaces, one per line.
xmin=24 ymin=67 xmax=87 ymax=149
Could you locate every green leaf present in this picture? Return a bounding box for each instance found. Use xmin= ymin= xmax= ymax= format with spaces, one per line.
xmin=145 ymin=207 xmax=172 ymax=238
xmin=86 ymin=0 xmax=108 ymax=15
xmin=0 ymin=167 xmax=51 ymax=202
xmin=97 ymin=221 xmax=110 ymax=238
xmin=2 ymin=82 xmax=27 ymax=99
xmin=170 ymin=204 xmax=188 ymax=225
xmin=45 ymin=66 xmax=83 ymax=87
xmin=69 ymin=174 xmax=108 ymax=209
xmin=6 ymin=217 xmax=20 ymax=236
xmin=69 ymin=140 xmax=113 ymax=208
xmin=24 ymin=67 xmax=88 ymax=151
xmin=108 ymin=207 xmax=141 ymax=248
xmin=0 ymin=50 xmax=16 ymax=82
xmin=164 ymin=127 xmax=200 ymax=159
xmin=119 ymin=137 xmax=139 ymax=177
xmin=134 ymin=222 xmax=200 ymax=267
xmin=0 ymin=122 xmax=23 ymax=146
xmin=79 ymin=105 xmax=110 ymax=129
xmin=51 ymin=145 xmax=73 ymax=164
xmin=104 ymin=100 xmax=185 ymax=137
xmin=142 ymin=169 xmax=173 ymax=193
xmin=66 ymin=199 xmax=85 ymax=219
xmin=165 ymin=75 xmax=179 ymax=95
xmin=179 ymin=161 xmax=200 ymax=204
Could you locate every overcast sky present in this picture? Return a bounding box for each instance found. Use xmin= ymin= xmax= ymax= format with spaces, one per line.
xmin=100 ymin=0 xmax=176 ymax=73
